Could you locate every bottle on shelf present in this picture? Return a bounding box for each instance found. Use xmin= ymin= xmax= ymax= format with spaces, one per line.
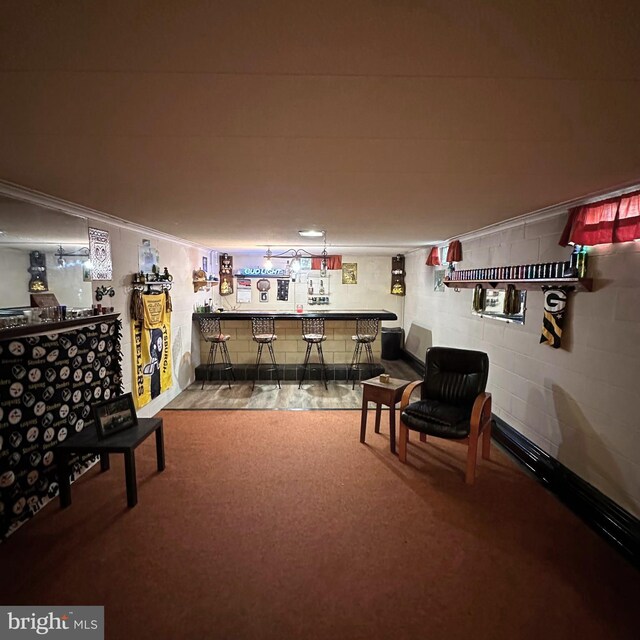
xmin=308 ymin=279 xmax=313 ymax=295
xmin=319 ymin=280 xmax=325 ymax=295
xmin=576 ymin=246 xmax=588 ymax=278
xmin=569 ymin=244 xmax=581 ymax=276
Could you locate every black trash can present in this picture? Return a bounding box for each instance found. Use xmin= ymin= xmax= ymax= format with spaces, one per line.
xmin=381 ymin=326 xmax=403 ymax=360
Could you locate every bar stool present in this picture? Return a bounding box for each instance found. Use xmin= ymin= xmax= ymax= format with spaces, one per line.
xmin=251 ymin=317 xmax=281 ymax=390
xmin=299 ymin=317 xmax=329 ymax=390
xmin=348 ymin=318 xmax=379 ymax=389
xmin=198 ymin=317 xmax=235 ymax=389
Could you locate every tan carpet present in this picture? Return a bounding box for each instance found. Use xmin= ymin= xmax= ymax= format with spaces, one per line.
xmin=1 ymin=410 xmax=637 ymax=640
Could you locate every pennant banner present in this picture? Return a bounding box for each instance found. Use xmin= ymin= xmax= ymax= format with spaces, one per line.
xmin=132 ymin=293 xmax=172 ymax=408
xmin=540 ymin=286 xmax=570 ymax=349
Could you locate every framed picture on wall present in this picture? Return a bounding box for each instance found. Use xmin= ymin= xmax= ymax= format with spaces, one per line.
xmin=342 ymin=263 xmax=357 ymax=284
xmin=202 ymin=256 xmax=208 ymax=273
xmin=434 ymin=269 xmax=445 ymax=292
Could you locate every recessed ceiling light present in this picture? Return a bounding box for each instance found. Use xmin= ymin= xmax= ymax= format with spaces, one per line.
xmin=298 ymin=229 xmax=325 ymax=238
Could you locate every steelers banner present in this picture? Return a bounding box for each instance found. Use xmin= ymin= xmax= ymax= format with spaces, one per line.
xmin=132 ymin=292 xmax=172 ymax=409
xmin=540 ymin=286 xmax=570 ymax=349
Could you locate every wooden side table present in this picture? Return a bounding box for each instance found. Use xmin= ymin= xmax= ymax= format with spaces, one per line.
xmin=360 ymin=377 xmax=411 ymax=454
xmin=57 ymin=417 xmax=165 ymax=509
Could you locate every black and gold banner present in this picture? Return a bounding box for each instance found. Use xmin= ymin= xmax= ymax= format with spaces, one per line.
xmin=0 ymin=319 xmax=123 ymax=539
xmin=132 ymin=293 xmax=172 ymax=409
xmin=540 ymin=286 xmax=570 ymax=349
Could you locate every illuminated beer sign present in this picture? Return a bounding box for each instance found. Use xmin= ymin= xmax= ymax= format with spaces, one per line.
xmin=236 ymin=267 xmax=288 ymax=277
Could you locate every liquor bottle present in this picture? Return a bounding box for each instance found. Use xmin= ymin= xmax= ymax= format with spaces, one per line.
xmin=308 ymin=279 xmax=313 ymax=295
xmin=576 ymin=246 xmax=588 ymax=278
xmin=319 ymin=280 xmax=325 ymax=295
xmin=569 ymin=245 xmax=581 ymax=276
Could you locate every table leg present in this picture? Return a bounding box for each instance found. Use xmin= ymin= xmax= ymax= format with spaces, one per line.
xmin=389 ymin=402 xmax=397 ymax=454
xmin=359 ymin=392 xmax=369 ymax=443
xmin=58 ymin=451 xmax=72 ymax=508
xmin=124 ymin=451 xmax=138 ymax=508
xmin=100 ymin=453 xmax=110 ymax=471
xmin=155 ymin=424 xmax=166 ymax=471
xmin=374 ymin=404 xmax=382 ymax=433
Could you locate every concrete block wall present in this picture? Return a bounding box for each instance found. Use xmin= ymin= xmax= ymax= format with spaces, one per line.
xmin=403 ymin=212 xmax=640 ymax=517
xmin=199 ymin=319 xmax=381 ymax=365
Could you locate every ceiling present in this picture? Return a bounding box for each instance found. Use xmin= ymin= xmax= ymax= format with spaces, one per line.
xmin=1 ymin=1 xmax=639 ymax=255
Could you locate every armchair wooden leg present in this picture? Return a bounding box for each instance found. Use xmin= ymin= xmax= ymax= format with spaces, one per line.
xmin=398 ymin=421 xmax=408 ymax=462
xmin=419 ymin=433 xmax=427 ymax=443
xmin=465 ymin=431 xmax=479 ymax=485
xmin=482 ymin=420 xmax=492 ymax=460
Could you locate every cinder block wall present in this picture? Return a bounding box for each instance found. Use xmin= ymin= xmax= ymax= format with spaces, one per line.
xmin=403 ymin=212 xmax=640 ymax=517
xmin=200 ymin=319 xmax=381 ymax=365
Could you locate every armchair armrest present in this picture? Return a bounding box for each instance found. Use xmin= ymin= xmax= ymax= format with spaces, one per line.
xmin=400 ymin=380 xmax=423 ymax=413
xmin=470 ymin=392 xmax=492 ymax=436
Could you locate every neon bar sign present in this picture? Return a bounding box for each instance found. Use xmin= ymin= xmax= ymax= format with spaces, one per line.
xmin=236 ymin=267 xmax=288 ymax=277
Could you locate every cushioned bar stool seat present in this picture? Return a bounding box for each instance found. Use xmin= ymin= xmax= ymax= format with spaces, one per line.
xmin=299 ymin=317 xmax=329 ymax=389
xmin=348 ymin=318 xmax=379 ymax=389
xmin=198 ymin=317 xmax=235 ymax=389
xmin=251 ymin=317 xmax=281 ymax=390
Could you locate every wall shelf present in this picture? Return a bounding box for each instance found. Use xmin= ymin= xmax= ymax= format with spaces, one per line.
xmin=443 ymin=277 xmax=593 ymax=292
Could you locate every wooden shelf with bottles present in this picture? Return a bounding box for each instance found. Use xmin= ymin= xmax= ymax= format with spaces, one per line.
xmin=443 ymin=277 xmax=593 ymax=292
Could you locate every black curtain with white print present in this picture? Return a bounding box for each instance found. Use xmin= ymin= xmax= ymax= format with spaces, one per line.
xmin=0 ymin=319 xmax=122 ymax=539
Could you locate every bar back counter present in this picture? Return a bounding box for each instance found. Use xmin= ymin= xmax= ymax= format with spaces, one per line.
xmin=192 ymin=309 xmax=397 ymax=383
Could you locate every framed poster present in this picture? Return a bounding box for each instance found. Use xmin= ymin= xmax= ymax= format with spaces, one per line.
xmin=138 ymin=239 xmax=160 ymax=274
xmin=342 ymin=263 xmax=357 ymax=284
xmin=434 ymin=269 xmax=445 ymax=292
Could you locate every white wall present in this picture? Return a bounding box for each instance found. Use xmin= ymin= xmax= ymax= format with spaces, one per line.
xmin=91 ymin=221 xmax=210 ymax=418
xmin=403 ymin=213 xmax=640 ymax=517
xmin=213 ymin=253 xmax=404 ymax=328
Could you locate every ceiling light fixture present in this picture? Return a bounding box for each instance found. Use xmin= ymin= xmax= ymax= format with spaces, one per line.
xmin=298 ymin=229 xmax=325 ymax=238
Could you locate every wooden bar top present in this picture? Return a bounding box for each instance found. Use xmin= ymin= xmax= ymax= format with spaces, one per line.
xmin=192 ymin=309 xmax=397 ymax=321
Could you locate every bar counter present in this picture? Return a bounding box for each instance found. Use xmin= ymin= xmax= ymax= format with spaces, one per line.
xmin=192 ymin=309 xmax=397 ymax=321
xmin=0 ymin=313 xmax=120 ymax=341
xmin=192 ymin=309 xmax=398 ymax=379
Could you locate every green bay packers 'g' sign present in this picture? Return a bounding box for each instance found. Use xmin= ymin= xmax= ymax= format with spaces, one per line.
xmin=540 ymin=286 xmax=570 ymax=349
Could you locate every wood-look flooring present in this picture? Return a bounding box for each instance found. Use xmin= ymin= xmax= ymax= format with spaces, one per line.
xmin=165 ymin=358 xmax=419 ymax=410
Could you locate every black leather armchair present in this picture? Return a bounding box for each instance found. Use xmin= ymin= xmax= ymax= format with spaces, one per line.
xmin=398 ymin=347 xmax=492 ymax=484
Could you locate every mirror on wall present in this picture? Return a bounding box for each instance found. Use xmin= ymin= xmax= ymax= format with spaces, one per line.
xmin=0 ymin=196 xmax=93 ymax=310
xmin=471 ymin=287 xmax=527 ymax=324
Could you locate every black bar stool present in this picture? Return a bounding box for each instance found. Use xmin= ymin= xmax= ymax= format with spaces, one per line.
xmin=299 ymin=317 xmax=329 ymax=390
xmin=251 ymin=317 xmax=281 ymax=390
xmin=348 ymin=318 xmax=379 ymax=389
xmin=198 ymin=317 xmax=235 ymax=389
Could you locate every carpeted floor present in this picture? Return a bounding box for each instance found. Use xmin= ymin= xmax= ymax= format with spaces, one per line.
xmin=1 ymin=410 xmax=637 ymax=640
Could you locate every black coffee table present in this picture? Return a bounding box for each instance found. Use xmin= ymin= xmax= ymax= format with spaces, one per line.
xmin=57 ymin=417 xmax=165 ymax=508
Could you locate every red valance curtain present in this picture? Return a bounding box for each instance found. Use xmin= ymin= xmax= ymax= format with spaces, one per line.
xmin=446 ymin=240 xmax=463 ymax=263
xmin=311 ymin=255 xmax=342 ymax=270
xmin=425 ymin=247 xmax=440 ymax=266
xmin=559 ymin=189 xmax=640 ymax=247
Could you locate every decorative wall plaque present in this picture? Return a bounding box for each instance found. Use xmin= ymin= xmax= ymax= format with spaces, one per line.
xmin=88 ymin=227 xmax=113 ymax=281
xmin=28 ymin=251 xmax=48 ymax=292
